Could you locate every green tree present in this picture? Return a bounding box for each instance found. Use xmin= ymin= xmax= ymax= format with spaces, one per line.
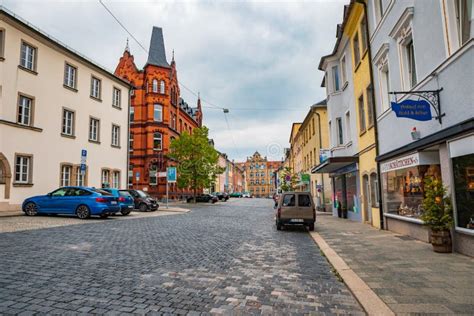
xmin=420 ymin=177 xmax=453 ymax=231
xmin=279 ymin=167 xmax=298 ymax=192
xmin=168 ymin=127 xmax=224 ymax=202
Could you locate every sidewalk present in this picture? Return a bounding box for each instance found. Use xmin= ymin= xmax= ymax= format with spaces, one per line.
xmin=312 ymin=215 xmax=474 ymax=315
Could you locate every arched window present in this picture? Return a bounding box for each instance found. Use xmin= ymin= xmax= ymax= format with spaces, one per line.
xmin=160 ymin=80 xmax=165 ymax=94
xmin=152 ymin=79 xmax=158 ymax=93
xmin=153 ymin=132 xmax=162 ymax=151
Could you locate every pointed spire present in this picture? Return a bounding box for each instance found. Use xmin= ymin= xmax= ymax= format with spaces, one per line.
xmin=147 ymin=26 xmax=169 ymax=67
xmin=172 ymin=49 xmax=175 ymax=62
xmin=197 ymin=92 xmax=202 ymax=110
xmin=125 ymin=38 xmax=130 ymax=53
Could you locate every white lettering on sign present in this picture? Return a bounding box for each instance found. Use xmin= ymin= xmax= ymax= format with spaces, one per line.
xmin=381 ymin=153 xmax=420 ymax=173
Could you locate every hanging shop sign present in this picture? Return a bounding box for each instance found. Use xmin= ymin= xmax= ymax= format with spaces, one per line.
xmin=391 ymin=99 xmax=431 ymax=121
xmin=300 ymin=173 xmax=310 ymax=183
xmin=389 ymin=88 xmax=445 ymax=123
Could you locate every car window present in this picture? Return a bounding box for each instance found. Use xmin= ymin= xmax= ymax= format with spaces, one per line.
xmin=76 ymin=189 xmax=92 ymax=196
xmin=119 ymin=191 xmax=132 ymax=197
xmin=298 ymin=194 xmax=311 ymax=207
xmin=282 ymin=194 xmax=295 ymax=207
xmin=51 ymin=188 xmax=68 ymax=197
xmin=137 ymin=191 xmax=149 ymax=198
xmin=92 ymin=189 xmax=113 ymax=196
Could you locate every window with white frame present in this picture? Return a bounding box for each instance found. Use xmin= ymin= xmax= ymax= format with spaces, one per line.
xmin=456 ymin=0 xmax=472 ymax=46
xmin=332 ymin=65 xmax=340 ymax=92
xmin=405 ymin=39 xmax=417 ymax=88
xmin=373 ymin=0 xmax=385 ymax=24
xmin=358 ymin=94 xmax=366 ymax=133
xmin=160 ymin=80 xmax=165 ymax=94
xmin=336 ymin=117 xmax=344 ymax=145
xmin=64 ymin=63 xmax=77 ymax=89
xmin=62 ymin=109 xmax=74 ymax=136
xmin=353 ymin=32 xmax=361 ymax=66
xmin=112 ymin=124 xmax=120 ymax=147
xmin=445 ymin=0 xmax=473 ymax=52
xmin=15 ymin=155 xmax=31 ymax=184
xmin=61 ymin=165 xmax=72 ymax=187
xmin=102 ymin=169 xmax=110 ymax=187
xmin=17 ymin=95 xmax=32 ymax=126
xmin=340 ymin=55 xmax=347 ymax=85
xmin=328 ymin=120 xmax=332 ymax=146
xmin=366 ymin=84 xmax=375 ymax=127
xmin=0 ymin=29 xmax=5 ymax=59
xmin=153 ymin=132 xmax=162 ymax=151
xmin=154 ymin=104 xmax=163 ymax=122
xmin=360 ymin=16 xmax=368 ymax=54
xmin=90 ymin=76 xmax=101 ymax=99
xmin=89 ymin=118 xmax=100 ymax=142
xmin=112 ymin=171 xmax=120 ymax=188
xmin=20 ymin=41 xmax=36 ymax=71
xmin=128 ymin=166 xmax=133 ymax=187
xmin=374 ymin=43 xmax=391 ymax=112
xmin=152 ymin=79 xmax=158 ymax=93
xmin=113 ymin=87 xmax=121 ymax=108
xmin=76 ymin=166 xmax=85 ymax=186
xmin=150 ymin=169 xmax=158 ymax=185
xmin=345 ymin=111 xmax=351 ymax=143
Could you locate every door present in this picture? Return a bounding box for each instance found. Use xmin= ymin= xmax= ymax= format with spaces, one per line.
xmin=281 ymin=193 xmax=297 ymax=219
xmin=362 ymin=175 xmax=371 ymax=223
xmin=296 ymin=193 xmax=313 ymax=220
xmin=47 ymin=188 xmax=69 ymax=213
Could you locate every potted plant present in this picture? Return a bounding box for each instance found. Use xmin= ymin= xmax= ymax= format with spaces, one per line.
xmin=420 ymin=177 xmax=453 ymax=253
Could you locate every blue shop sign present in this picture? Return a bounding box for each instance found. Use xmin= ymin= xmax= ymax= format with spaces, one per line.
xmin=391 ymin=99 xmax=432 ymax=121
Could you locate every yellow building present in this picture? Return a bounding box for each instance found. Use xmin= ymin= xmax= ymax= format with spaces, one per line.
xmin=289 ymin=123 xmax=302 ymax=173
xmin=293 ymin=101 xmax=332 ymax=211
xmin=242 ymin=152 xmax=282 ymax=198
xmin=344 ymin=1 xmax=380 ymax=227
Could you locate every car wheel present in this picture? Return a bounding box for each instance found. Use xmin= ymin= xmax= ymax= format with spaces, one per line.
xmin=121 ymin=209 xmax=131 ymax=216
xmin=139 ymin=203 xmax=148 ymax=212
xmin=100 ymin=214 xmax=109 ymax=219
xmin=76 ymin=205 xmax=90 ymax=219
xmin=308 ymin=223 xmax=315 ymax=231
xmin=23 ymin=202 xmax=38 ymax=216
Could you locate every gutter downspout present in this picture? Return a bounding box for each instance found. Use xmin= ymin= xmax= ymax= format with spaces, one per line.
xmin=356 ymin=0 xmax=384 ymax=229
xmin=316 ymin=111 xmax=326 ymax=211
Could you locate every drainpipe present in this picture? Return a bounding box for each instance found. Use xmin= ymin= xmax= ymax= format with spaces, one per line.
xmin=316 ymin=111 xmax=325 ymax=210
xmin=356 ymin=0 xmax=384 ymax=229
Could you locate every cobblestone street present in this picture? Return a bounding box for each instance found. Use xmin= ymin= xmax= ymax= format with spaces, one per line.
xmin=0 ymin=199 xmax=362 ymax=315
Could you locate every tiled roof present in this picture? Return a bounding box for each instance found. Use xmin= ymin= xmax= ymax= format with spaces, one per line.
xmin=147 ymin=27 xmax=170 ymax=68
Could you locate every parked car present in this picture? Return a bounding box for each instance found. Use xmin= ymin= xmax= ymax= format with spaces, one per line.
xmin=275 ymin=191 xmax=315 ymax=231
xmin=213 ymin=192 xmax=229 ymax=201
xmin=125 ymin=189 xmax=159 ymax=212
xmin=187 ymin=194 xmax=218 ymax=203
xmin=229 ymin=192 xmax=242 ymax=198
xmin=242 ymin=192 xmax=251 ymax=198
xmin=102 ymin=188 xmax=134 ymax=215
xmin=22 ymin=187 xmax=120 ymax=219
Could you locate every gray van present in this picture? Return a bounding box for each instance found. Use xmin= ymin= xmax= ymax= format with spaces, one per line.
xmin=275 ymin=191 xmax=315 ymax=231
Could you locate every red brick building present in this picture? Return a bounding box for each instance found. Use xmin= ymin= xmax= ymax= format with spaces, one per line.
xmin=114 ymin=27 xmax=202 ymax=199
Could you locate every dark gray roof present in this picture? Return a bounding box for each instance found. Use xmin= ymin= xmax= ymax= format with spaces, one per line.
xmin=147 ymin=27 xmax=169 ymax=68
xmin=312 ymin=99 xmax=327 ymax=108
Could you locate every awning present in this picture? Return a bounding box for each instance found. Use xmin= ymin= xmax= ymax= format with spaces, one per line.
xmin=311 ymin=157 xmax=359 ymax=174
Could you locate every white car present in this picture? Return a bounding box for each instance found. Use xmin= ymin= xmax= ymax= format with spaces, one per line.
xmin=242 ymin=192 xmax=251 ymax=198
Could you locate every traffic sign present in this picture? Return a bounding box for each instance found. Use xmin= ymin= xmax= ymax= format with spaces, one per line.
xmin=135 ymin=171 xmax=140 ymax=181
xmin=167 ymin=167 xmax=177 ymax=183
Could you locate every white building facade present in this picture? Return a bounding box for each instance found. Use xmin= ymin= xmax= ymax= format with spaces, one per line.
xmin=368 ymin=0 xmax=473 ymax=255
xmin=0 ymin=8 xmax=131 ymax=212
xmin=315 ymin=24 xmax=362 ymax=222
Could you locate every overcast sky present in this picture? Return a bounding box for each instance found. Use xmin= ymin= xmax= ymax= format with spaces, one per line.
xmin=3 ymin=0 xmax=347 ymax=162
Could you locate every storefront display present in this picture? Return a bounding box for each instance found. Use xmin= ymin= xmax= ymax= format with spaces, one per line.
xmin=333 ymin=171 xmax=358 ymax=213
xmin=452 ymin=153 xmax=474 ymax=230
xmin=381 ymin=152 xmax=441 ymax=219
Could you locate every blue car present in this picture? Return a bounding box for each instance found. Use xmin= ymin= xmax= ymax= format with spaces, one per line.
xmin=22 ymin=186 xmax=121 ymax=219
xmin=102 ymin=188 xmax=134 ymax=216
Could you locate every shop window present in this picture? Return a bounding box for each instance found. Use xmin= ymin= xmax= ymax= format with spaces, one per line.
xmin=382 ymin=165 xmax=441 ymax=219
xmin=452 ymin=153 xmax=474 ymax=230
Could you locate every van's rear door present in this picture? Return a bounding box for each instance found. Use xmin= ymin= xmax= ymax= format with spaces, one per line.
xmin=295 ymin=193 xmax=313 ymax=220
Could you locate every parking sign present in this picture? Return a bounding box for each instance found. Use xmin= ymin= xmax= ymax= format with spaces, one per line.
xmin=167 ymin=167 xmax=177 ymax=183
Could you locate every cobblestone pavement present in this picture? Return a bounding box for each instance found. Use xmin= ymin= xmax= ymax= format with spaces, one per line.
xmin=0 ymin=199 xmax=363 ymax=315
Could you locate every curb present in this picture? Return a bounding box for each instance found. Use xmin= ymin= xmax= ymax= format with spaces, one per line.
xmin=310 ymin=231 xmax=394 ymax=316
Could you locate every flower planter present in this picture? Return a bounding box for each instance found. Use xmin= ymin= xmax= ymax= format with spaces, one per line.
xmin=430 ymin=230 xmax=452 ymax=253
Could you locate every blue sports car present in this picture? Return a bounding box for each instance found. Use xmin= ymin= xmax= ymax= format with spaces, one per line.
xmin=22 ymin=187 xmax=121 ymax=219
xmin=102 ymin=188 xmax=134 ymax=216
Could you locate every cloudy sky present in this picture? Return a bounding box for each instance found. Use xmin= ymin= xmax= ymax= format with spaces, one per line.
xmin=3 ymin=0 xmax=347 ymax=162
